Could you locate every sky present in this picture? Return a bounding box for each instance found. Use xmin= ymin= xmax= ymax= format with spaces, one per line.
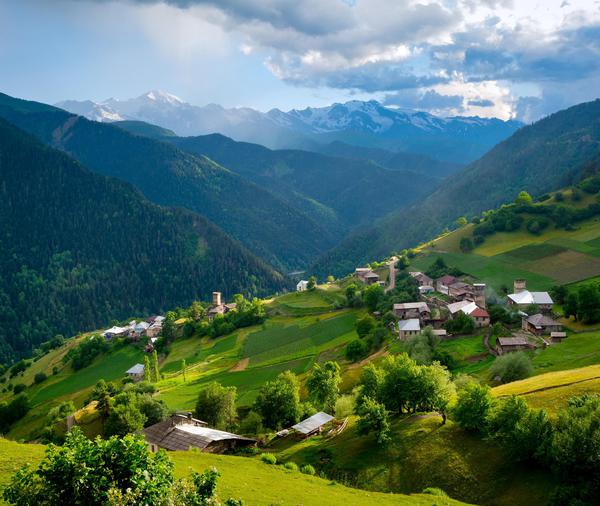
xmin=1 ymin=0 xmax=600 ymax=121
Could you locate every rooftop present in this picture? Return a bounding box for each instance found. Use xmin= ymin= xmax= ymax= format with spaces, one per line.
xmin=292 ymin=412 xmax=334 ymax=435
xmin=447 ymin=300 xmax=477 ymax=315
xmin=393 ymin=302 xmax=429 ymax=311
xmin=126 ymin=363 xmax=144 ymax=375
xmin=498 ymin=337 xmax=529 ymax=346
xmin=508 ymin=290 xmax=554 ymax=305
xmin=526 ymin=313 xmax=560 ymax=327
xmin=398 ymin=318 xmax=421 ymax=332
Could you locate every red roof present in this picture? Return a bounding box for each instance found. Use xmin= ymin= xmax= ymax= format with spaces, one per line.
xmin=470 ymin=307 xmax=489 ymax=318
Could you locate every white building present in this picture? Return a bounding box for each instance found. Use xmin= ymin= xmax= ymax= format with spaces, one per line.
xmin=296 ymin=280 xmax=309 ymax=291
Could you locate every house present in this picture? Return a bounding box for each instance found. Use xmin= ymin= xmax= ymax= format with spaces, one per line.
xmin=292 ymin=412 xmax=334 ymax=438
xmin=296 ymin=280 xmax=309 ymax=292
xmin=102 ymin=326 xmax=129 ymax=340
xmin=470 ymin=307 xmax=491 ymax=328
xmin=448 ymin=281 xmax=474 ymax=301
xmin=410 ymin=271 xmax=433 ymax=288
xmin=398 ymin=318 xmax=421 ymax=340
xmin=436 ymin=275 xmax=459 ymax=295
xmin=393 ymin=302 xmax=431 ymax=320
xmin=550 ymin=331 xmax=567 ymax=343
xmin=447 ymin=300 xmax=478 ymax=317
xmin=419 ymin=285 xmax=435 ymax=295
xmin=496 ymin=337 xmax=531 ymax=355
xmin=207 ymin=291 xmax=237 ymax=321
xmin=143 ymin=413 xmax=255 ymax=453
xmin=522 ymin=313 xmax=563 ymax=335
xmin=355 ymin=268 xmax=380 ymax=285
xmin=126 ymin=363 xmax=145 ymax=382
xmin=507 ymin=280 xmax=554 ymax=311
xmin=146 ymin=323 xmax=162 ymax=339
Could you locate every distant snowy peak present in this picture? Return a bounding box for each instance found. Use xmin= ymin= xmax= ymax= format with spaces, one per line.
xmin=54 ymin=100 xmax=124 ymax=122
xmin=271 ymin=100 xmax=514 ymax=135
xmin=143 ymin=90 xmax=184 ymax=105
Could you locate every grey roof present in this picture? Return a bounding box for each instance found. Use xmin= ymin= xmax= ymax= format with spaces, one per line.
xmin=508 ymin=290 xmax=554 ymax=305
xmin=393 ymin=302 xmax=429 ymax=311
xmin=526 ymin=313 xmax=560 ymax=327
xmin=498 ymin=337 xmax=528 ymax=346
xmin=143 ymin=415 xmax=254 ymax=451
xmin=292 ymin=412 xmax=334 ymax=435
xmin=398 ymin=318 xmax=421 ymax=332
xmin=126 ymin=363 xmax=145 ymax=375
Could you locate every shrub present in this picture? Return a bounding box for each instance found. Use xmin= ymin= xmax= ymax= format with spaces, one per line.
xmin=422 ymin=487 xmax=448 ymax=497
xmin=345 ymin=339 xmax=368 ymax=362
xmin=452 ymin=383 xmax=495 ymax=433
xmin=490 ymin=352 xmax=533 ymax=384
xmin=260 ymin=453 xmax=277 ymax=465
xmin=334 ymin=394 xmax=355 ymax=418
xmin=13 ymin=383 xmax=26 ymax=394
xmin=283 ymin=462 xmax=298 ymax=471
xmin=459 ymin=237 xmax=474 ymax=252
xmin=33 ymin=372 xmax=47 ymax=384
xmin=300 ymin=464 xmax=316 ymax=476
xmin=554 ymin=191 xmax=564 ymax=202
xmin=239 ymin=411 xmax=264 ymax=435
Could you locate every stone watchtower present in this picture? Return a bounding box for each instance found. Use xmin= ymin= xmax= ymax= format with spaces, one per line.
xmin=212 ymin=291 xmax=222 ymax=307
xmin=473 ymin=283 xmax=486 ymax=308
xmin=514 ymin=279 xmax=527 ymax=294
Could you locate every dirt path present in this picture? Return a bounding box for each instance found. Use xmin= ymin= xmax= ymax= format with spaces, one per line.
xmin=385 ymin=258 xmax=397 ymax=293
xmin=348 ymin=347 xmax=387 ymax=369
xmin=483 ymin=332 xmax=498 ymax=356
xmin=229 ymin=357 xmax=249 ymax=372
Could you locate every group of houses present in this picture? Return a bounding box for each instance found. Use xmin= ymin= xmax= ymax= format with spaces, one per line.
xmin=396 ymin=273 xmax=566 ymax=353
xmin=101 ymin=315 xmax=165 ymax=341
xmin=207 ymin=291 xmax=237 ymax=320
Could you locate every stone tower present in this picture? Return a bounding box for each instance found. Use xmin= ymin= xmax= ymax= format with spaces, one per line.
xmin=473 ymin=283 xmax=486 ymax=308
xmin=212 ymin=291 xmax=222 ymax=306
xmin=514 ymin=279 xmax=527 ymax=294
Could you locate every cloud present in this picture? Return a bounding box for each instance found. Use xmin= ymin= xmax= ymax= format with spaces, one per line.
xmin=384 ymin=89 xmax=463 ymax=112
xmin=80 ymin=0 xmax=600 ymax=121
xmin=468 ymin=99 xmax=494 ymax=107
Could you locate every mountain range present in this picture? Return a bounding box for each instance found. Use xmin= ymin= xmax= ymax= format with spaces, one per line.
xmin=0 ymin=117 xmax=286 ymax=362
xmin=56 ymin=91 xmax=522 ymax=164
xmin=312 ymin=98 xmax=600 ymax=276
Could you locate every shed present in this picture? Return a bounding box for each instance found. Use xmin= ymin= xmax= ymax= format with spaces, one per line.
xmin=292 ymin=412 xmax=334 ymax=437
xmin=126 ymin=363 xmax=145 ymax=382
xmin=496 ymin=337 xmax=530 ymax=355
xmin=143 ymin=414 xmax=255 ymax=453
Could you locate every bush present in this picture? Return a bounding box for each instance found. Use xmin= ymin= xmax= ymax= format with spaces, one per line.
xmin=283 ymin=462 xmax=298 ymax=471
xmin=33 ymin=372 xmax=47 ymax=384
xmin=345 ymin=339 xmax=368 ymax=362
xmin=334 ymin=394 xmax=355 ymax=418
xmin=422 ymin=487 xmax=448 ymax=497
xmin=459 ymin=237 xmax=474 ymax=252
xmin=490 ymin=352 xmax=533 ymax=384
xmin=239 ymin=411 xmax=264 ymax=435
xmin=300 ymin=464 xmax=316 ymax=476
xmin=260 ymin=453 xmax=277 ymax=465
xmin=452 ymin=383 xmax=495 ymax=433
xmin=13 ymin=383 xmax=26 ymax=394
xmin=526 ymin=217 xmax=550 ymax=235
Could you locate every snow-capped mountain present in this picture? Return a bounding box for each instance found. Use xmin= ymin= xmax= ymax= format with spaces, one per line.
xmin=55 ymin=92 xmax=522 ymax=163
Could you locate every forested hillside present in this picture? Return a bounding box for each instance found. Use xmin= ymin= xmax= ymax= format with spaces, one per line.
xmin=0 ymin=93 xmax=333 ymax=272
xmin=162 ymin=133 xmax=440 ymax=229
xmin=0 ymin=119 xmax=287 ymax=363
xmin=314 ymin=99 xmax=600 ymax=276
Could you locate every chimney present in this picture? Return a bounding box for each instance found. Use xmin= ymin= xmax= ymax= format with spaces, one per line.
xmin=514 ymin=279 xmax=526 ymax=294
xmin=473 ymin=283 xmax=486 ymax=308
xmin=212 ymin=291 xmax=222 ymax=306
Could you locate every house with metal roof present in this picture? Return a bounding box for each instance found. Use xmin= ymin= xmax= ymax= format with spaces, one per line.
xmin=398 ymin=318 xmax=421 ymax=340
xmin=292 ymin=412 xmax=334 ymax=437
xmin=522 ymin=313 xmax=563 ymax=335
xmin=496 ymin=337 xmax=531 ymax=355
xmin=507 ymin=279 xmax=553 ymax=311
xmin=143 ymin=413 xmax=255 ymax=453
xmin=126 ymin=363 xmax=145 ymax=382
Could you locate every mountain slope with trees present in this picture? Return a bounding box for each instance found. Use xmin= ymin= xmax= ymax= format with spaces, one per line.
xmin=0 ymin=93 xmax=333 ymax=272
xmin=0 ymin=118 xmax=287 ymax=363
xmin=313 ymin=99 xmax=600 ymax=276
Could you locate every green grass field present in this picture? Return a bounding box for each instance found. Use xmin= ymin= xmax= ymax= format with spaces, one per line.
xmin=269 ymin=415 xmax=551 ymax=506
xmin=0 ymin=438 xmax=467 ymax=506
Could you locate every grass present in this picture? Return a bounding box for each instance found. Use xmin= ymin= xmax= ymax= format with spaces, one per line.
xmin=493 ymin=365 xmax=600 ymax=414
xmin=0 ymin=439 xmax=467 ymax=506
xmin=531 ymin=331 xmax=600 ymax=374
xmin=269 ymin=415 xmax=552 ymax=506
xmin=266 ymin=287 xmax=345 ymax=316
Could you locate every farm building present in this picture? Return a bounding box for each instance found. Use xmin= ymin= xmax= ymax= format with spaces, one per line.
xmin=143 ymin=413 xmax=256 ymax=453
xmin=522 ymin=313 xmax=563 ymax=335
xmin=447 ymin=300 xmax=478 ymax=317
xmin=496 ymin=337 xmax=531 ymax=354
xmin=436 ymin=275 xmax=459 ymax=295
xmin=296 ymin=280 xmax=309 ymax=291
xmin=393 ymin=302 xmax=431 ymax=320
xmin=507 ymin=280 xmax=553 ymax=311
xmin=102 ymin=326 xmax=129 ymax=339
xmin=354 ymin=268 xmax=380 ymax=285
xmin=398 ymin=318 xmax=421 ymax=339
xmin=125 ymin=363 xmax=145 ymax=382
xmin=292 ymin=412 xmax=334 ymax=437
xmin=550 ymin=331 xmax=567 ymax=343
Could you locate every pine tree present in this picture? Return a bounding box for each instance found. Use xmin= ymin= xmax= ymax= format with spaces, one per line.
xmin=144 ymin=355 xmax=151 ymax=382
xmin=152 ymin=350 xmax=160 ymax=383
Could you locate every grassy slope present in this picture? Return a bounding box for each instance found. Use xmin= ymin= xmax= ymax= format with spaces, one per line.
xmin=270 ymin=415 xmax=551 ymax=506
xmin=0 ymin=438 xmax=467 ymax=506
